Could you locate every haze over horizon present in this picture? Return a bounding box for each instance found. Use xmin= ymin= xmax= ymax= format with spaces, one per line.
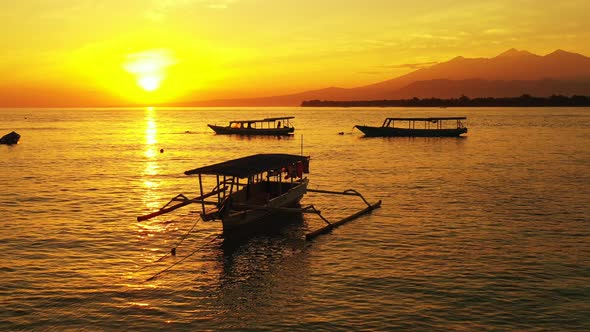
xmin=2 ymin=0 xmax=590 ymax=107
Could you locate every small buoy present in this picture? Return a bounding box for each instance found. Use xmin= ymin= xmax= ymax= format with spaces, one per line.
xmin=171 ymin=248 xmax=176 ymax=256
xmin=160 ymin=148 xmax=164 ymax=153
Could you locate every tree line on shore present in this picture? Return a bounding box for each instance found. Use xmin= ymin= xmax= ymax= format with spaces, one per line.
xmin=301 ymin=94 xmax=590 ymax=107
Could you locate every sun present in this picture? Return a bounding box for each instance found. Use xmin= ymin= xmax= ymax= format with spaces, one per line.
xmin=123 ymin=49 xmax=175 ymax=94
xmin=138 ymin=76 xmax=161 ymax=92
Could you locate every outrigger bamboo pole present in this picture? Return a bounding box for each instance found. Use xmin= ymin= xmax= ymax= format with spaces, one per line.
xmin=304 ymin=188 xmax=381 ymax=240
xmin=137 ymin=199 xmax=193 ymax=222
xmin=231 ymin=203 xmax=320 ymax=214
xmin=305 ymin=200 xmax=381 ymax=240
xmin=307 ymin=188 xmax=374 ymax=206
xmin=137 ymin=188 xmax=226 ymax=221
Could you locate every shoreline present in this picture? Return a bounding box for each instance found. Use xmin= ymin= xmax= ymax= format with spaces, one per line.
xmin=301 ymin=95 xmax=590 ymax=107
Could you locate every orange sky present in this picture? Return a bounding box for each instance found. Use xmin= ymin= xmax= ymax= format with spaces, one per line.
xmin=1 ymin=0 xmax=589 ymax=107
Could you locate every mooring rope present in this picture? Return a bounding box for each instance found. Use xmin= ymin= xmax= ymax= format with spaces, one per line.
xmin=143 ymin=234 xmax=221 ymax=283
xmin=171 ymin=216 xmax=202 ymax=254
xmin=133 ymin=216 xmax=202 ymax=272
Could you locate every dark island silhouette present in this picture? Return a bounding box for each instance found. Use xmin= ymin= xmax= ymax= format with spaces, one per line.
xmin=301 ymin=94 xmax=590 ymax=107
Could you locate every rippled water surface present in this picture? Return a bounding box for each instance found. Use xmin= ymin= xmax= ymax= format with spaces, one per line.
xmin=1 ymin=107 xmax=589 ymax=331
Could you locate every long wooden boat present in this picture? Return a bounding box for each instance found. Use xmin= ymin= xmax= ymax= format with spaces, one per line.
xmin=355 ymin=117 xmax=468 ymax=137
xmin=208 ymin=116 xmax=295 ymax=136
xmin=137 ymin=153 xmax=381 ymax=240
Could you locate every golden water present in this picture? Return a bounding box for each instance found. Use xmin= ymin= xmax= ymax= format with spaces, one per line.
xmin=1 ymin=107 xmax=589 ymax=330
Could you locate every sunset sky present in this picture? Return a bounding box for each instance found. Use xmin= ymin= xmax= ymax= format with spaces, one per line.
xmin=1 ymin=0 xmax=589 ymax=106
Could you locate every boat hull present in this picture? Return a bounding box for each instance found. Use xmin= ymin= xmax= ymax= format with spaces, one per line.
xmin=221 ymin=178 xmax=308 ymax=236
xmin=0 ymin=131 xmax=20 ymax=145
xmin=355 ymin=125 xmax=467 ymax=137
xmin=208 ymin=124 xmax=294 ymax=136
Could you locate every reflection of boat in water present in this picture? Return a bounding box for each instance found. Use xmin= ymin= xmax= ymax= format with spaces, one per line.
xmin=208 ymin=116 xmax=295 ymax=136
xmin=138 ymin=154 xmax=381 ymax=240
xmin=354 ymin=117 xmax=468 ymax=137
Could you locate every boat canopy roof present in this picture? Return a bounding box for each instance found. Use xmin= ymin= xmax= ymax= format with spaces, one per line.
xmin=386 ymin=117 xmax=466 ymax=121
xmin=229 ymin=116 xmax=294 ymax=124
xmin=185 ymin=153 xmax=308 ymax=178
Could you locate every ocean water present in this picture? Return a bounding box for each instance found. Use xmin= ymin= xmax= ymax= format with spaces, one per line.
xmin=0 ymin=107 xmax=589 ymax=331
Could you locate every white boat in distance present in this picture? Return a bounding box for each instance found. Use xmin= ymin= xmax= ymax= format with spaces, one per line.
xmin=208 ymin=116 xmax=295 ymax=136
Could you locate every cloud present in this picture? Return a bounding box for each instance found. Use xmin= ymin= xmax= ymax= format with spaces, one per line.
xmin=144 ymin=11 xmax=166 ymax=22
xmin=358 ymin=61 xmax=439 ymax=76
xmin=409 ymin=33 xmax=459 ymax=41
xmin=380 ymin=61 xmax=439 ymax=70
xmin=483 ymin=28 xmax=510 ymax=35
xmin=207 ymin=1 xmax=234 ymax=9
xmin=358 ymin=71 xmax=385 ymax=75
xmin=145 ymin=0 xmax=236 ymax=21
xmin=123 ymin=49 xmax=177 ymax=75
xmin=37 ymin=1 xmax=106 ymax=21
xmin=204 ymin=0 xmax=238 ymax=10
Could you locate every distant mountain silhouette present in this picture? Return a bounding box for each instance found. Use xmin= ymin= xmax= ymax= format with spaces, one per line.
xmin=389 ymin=79 xmax=590 ymax=99
xmin=177 ymin=49 xmax=590 ymax=106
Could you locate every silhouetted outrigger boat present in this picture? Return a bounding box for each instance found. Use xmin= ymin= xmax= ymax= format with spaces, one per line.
xmin=138 ymin=154 xmax=381 ymax=240
xmin=208 ymin=116 xmax=295 ymax=136
xmin=355 ymin=117 xmax=468 ymax=137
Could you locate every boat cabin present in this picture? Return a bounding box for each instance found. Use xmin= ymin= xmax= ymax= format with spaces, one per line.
xmin=228 ymin=116 xmax=294 ymax=130
xmin=184 ymin=154 xmax=310 ymax=225
xmin=382 ymin=117 xmax=467 ymax=130
xmin=209 ymin=116 xmax=295 ymax=135
xmin=354 ymin=116 xmax=468 ymax=137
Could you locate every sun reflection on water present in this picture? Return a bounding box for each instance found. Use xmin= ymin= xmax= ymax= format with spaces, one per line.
xmin=127 ymin=302 xmax=150 ymax=307
xmin=141 ymin=107 xmax=163 ymax=212
xmin=145 ymin=109 xmax=158 ymax=146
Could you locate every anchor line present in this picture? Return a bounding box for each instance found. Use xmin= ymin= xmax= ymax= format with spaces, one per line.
xmin=134 ymin=216 xmax=203 ymax=272
xmin=143 ymin=235 xmax=221 ymax=283
xmin=173 ymin=216 xmax=202 ymax=252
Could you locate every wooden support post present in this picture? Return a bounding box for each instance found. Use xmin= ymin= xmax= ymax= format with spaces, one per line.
xmin=246 ymin=176 xmax=251 ymax=200
xmin=223 ymin=176 xmax=227 ymax=200
xmin=137 ymin=188 xmax=226 ymax=221
xmin=216 ymin=175 xmax=221 ymax=203
xmin=198 ymin=174 xmax=205 ymax=216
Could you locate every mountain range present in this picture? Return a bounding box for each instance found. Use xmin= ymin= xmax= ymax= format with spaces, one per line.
xmin=177 ymin=49 xmax=590 ymax=106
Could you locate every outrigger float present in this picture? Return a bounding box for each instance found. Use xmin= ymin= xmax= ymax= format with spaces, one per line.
xmin=137 ymin=154 xmax=381 ymax=240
